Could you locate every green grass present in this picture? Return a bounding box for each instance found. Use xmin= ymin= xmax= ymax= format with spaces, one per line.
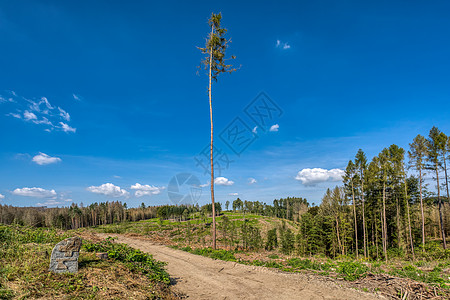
xmin=0 ymin=225 xmax=176 ymax=299
xmin=390 ymin=264 xmax=450 ymax=289
xmin=90 ymin=214 xmax=450 ymax=290
xmin=83 ymin=237 xmax=170 ymax=284
xmin=176 ymin=245 xmax=237 ymax=262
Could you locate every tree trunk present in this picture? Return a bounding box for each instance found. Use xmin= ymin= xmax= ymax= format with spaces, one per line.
xmin=336 ymin=216 xmax=343 ymax=255
xmin=351 ymin=179 xmax=359 ymax=259
xmin=444 ymin=155 xmax=450 ymax=205
xmin=444 ymin=156 xmax=450 ymax=243
xmin=405 ymin=175 xmax=415 ymax=260
xmin=383 ymin=181 xmax=388 ymax=262
xmin=435 ymin=164 xmax=447 ymax=249
xmin=396 ymin=197 xmax=401 ymax=249
xmin=419 ymin=168 xmax=425 ymax=251
xmin=362 ymin=182 xmax=367 ymax=259
xmin=208 ymin=25 xmax=216 ymax=250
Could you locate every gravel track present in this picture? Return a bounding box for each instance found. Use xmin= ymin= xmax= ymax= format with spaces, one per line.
xmin=98 ymin=234 xmax=384 ymax=300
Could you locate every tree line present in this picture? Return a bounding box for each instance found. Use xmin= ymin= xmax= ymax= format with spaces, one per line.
xmin=297 ymin=126 xmax=450 ymax=260
xmin=0 ymin=201 xmax=157 ymax=229
xmin=226 ymin=196 xmax=309 ymax=221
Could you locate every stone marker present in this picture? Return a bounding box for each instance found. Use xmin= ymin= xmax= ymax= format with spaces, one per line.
xmin=49 ymin=237 xmax=82 ymax=273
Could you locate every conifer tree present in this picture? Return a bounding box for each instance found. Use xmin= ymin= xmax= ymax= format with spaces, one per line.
xmin=427 ymin=127 xmax=447 ymax=249
xmin=355 ymin=149 xmax=368 ymax=258
xmin=198 ymin=13 xmax=236 ymax=249
xmin=408 ymin=134 xmax=428 ymax=250
xmin=343 ymin=160 xmax=359 ymax=258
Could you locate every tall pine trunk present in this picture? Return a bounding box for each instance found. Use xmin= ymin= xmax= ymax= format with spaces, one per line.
xmin=405 ymin=175 xmax=415 ymax=260
xmin=435 ymin=163 xmax=447 ymax=249
xmin=335 ymin=215 xmax=343 ymax=255
xmin=208 ymin=28 xmax=216 ymax=250
xmin=444 ymin=155 xmax=450 ymax=204
xmin=396 ymin=197 xmax=401 ymax=249
xmin=419 ymin=168 xmax=425 ymax=251
xmin=351 ymin=180 xmax=359 ymax=259
xmin=362 ymin=185 xmax=367 ymax=259
xmin=382 ymin=181 xmax=388 ymax=262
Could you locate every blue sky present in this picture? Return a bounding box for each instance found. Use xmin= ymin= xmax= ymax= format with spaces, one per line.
xmin=1 ymin=0 xmax=450 ymax=208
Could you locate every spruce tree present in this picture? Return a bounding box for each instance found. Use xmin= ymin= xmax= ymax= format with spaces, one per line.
xmin=343 ymin=160 xmax=359 ymax=258
xmin=198 ymin=13 xmax=236 ymax=249
xmin=427 ymin=126 xmax=447 ymax=249
xmin=408 ymin=134 xmax=428 ymax=250
xmin=355 ymin=149 xmax=368 ymax=258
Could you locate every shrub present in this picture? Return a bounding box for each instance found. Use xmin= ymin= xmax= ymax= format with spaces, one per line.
xmin=280 ymin=229 xmax=295 ymax=255
xmin=265 ymin=228 xmax=278 ymax=251
xmin=337 ymin=261 xmax=368 ymax=281
xmin=191 ymin=247 xmax=237 ymax=261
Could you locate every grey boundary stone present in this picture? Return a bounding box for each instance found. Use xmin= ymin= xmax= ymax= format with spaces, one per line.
xmin=49 ymin=237 xmax=82 ymax=274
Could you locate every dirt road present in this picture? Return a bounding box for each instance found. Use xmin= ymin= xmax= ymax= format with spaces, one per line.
xmin=98 ymin=234 xmax=383 ymax=300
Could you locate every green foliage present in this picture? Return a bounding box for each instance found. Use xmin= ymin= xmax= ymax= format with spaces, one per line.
xmin=0 ymin=282 xmax=14 ymax=300
xmin=83 ymin=238 xmax=170 ymax=284
xmin=390 ymin=264 xmax=450 ymax=288
xmin=386 ymin=247 xmax=405 ymax=259
xmin=198 ymin=12 xmax=236 ymax=81
xmin=265 ymin=228 xmax=278 ymax=251
xmin=178 ymin=246 xmax=237 ymax=261
xmin=192 ymin=248 xmax=236 ymax=261
xmin=241 ymin=220 xmax=262 ymax=250
xmin=248 ymin=260 xmax=283 ymax=269
xmin=337 ymin=261 xmax=368 ymax=281
xmin=287 ymin=258 xmax=317 ymax=269
xmin=280 ymin=228 xmax=295 ymax=255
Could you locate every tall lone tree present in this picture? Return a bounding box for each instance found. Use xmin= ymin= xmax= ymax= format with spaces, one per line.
xmin=198 ymin=13 xmax=236 ymax=249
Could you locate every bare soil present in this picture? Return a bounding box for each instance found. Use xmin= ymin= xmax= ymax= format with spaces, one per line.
xmin=98 ymin=234 xmax=384 ymax=300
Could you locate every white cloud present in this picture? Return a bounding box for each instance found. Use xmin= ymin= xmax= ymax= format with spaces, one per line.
xmin=0 ymin=194 xmax=4 ymax=199
xmin=252 ymin=126 xmax=258 ymax=134
xmin=72 ymin=94 xmax=81 ymax=101
xmin=2 ymin=92 xmax=76 ymax=133
xmin=199 ymin=183 xmax=209 ymax=188
xmin=58 ymin=107 xmax=70 ymax=121
xmin=32 ymin=152 xmax=61 ymax=165
xmin=248 ymin=178 xmax=257 ymax=184
xmin=12 ymin=187 xmax=57 ymax=198
xmin=295 ymin=168 xmax=345 ymax=186
xmin=214 ymin=177 xmax=234 ymax=186
xmin=229 ymin=193 xmax=239 ymax=196
xmin=0 ymin=95 xmax=13 ymax=103
xmin=33 ymin=117 xmax=52 ymax=126
xmin=36 ymin=199 xmax=64 ymax=207
xmin=276 ymin=40 xmax=291 ymax=50
xmin=29 ymin=97 xmax=53 ymax=113
xmin=60 ymin=122 xmax=76 ymax=133
xmin=269 ymin=124 xmax=279 ymax=132
xmin=24 ymin=110 xmax=37 ymax=121
xmin=87 ymin=183 xmax=129 ymax=198
xmin=130 ymin=183 xmax=165 ymax=197
xmin=8 ymin=113 xmax=21 ymax=119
